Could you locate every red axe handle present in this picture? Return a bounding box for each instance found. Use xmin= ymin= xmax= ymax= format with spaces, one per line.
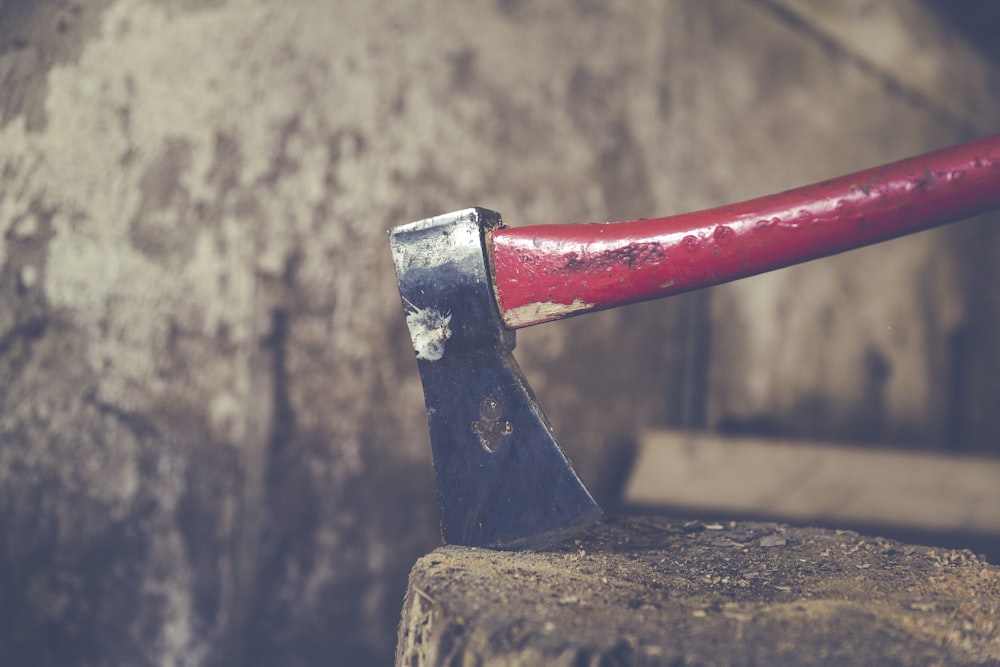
xmin=490 ymin=135 xmax=1000 ymax=329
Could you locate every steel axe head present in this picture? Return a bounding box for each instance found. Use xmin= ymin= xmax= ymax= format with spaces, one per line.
xmin=390 ymin=208 xmax=602 ymax=549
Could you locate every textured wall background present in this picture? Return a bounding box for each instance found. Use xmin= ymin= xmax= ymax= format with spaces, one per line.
xmin=1 ymin=1 xmax=998 ymax=665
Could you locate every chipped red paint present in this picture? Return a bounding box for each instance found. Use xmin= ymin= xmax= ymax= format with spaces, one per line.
xmin=490 ymin=135 xmax=1000 ymax=328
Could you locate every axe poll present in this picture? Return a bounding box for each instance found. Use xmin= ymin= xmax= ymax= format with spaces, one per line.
xmin=389 ymin=134 xmax=1000 ymax=550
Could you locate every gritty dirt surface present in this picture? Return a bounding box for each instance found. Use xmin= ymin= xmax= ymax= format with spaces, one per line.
xmin=397 ymin=516 xmax=1000 ymax=667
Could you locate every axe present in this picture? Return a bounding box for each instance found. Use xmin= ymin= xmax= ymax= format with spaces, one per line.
xmin=389 ymin=135 xmax=1000 ymax=550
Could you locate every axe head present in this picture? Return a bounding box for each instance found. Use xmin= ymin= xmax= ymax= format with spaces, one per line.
xmin=390 ymin=208 xmax=602 ymax=549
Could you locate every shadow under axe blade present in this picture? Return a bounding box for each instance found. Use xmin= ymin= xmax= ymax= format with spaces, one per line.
xmin=389 ymin=135 xmax=1000 ymax=550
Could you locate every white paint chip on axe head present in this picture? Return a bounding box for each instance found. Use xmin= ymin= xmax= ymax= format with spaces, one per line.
xmin=403 ymin=298 xmax=452 ymax=361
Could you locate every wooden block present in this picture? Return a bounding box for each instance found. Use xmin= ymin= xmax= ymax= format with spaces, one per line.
xmin=624 ymin=429 xmax=1000 ymax=535
xmin=397 ymin=517 xmax=1000 ymax=666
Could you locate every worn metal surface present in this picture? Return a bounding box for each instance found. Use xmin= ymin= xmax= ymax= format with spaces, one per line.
xmin=491 ymin=135 xmax=1000 ymax=327
xmin=390 ymin=209 xmax=600 ymax=548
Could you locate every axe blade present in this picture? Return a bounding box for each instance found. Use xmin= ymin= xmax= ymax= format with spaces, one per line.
xmin=390 ymin=208 xmax=601 ymax=549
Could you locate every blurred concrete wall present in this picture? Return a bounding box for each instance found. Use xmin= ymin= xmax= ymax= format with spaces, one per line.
xmin=0 ymin=1 xmax=997 ymax=665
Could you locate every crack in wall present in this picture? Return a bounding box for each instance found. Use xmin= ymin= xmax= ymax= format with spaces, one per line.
xmin=227 ymin=266 xmax=297 ymax=665
xmin=749 ymin=0 xmax=983 ymax=139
